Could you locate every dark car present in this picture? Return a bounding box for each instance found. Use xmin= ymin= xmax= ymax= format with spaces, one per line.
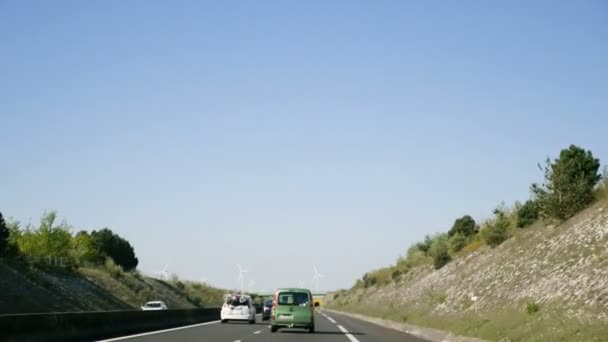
xmin=262 ymin=299 xmax=273 ymax=320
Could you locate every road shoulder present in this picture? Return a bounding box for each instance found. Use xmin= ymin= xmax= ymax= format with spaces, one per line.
xmin=323 ymin=309 xmax=488 ymax=342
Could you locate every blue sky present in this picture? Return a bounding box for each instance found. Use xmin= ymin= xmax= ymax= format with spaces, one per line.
xmin=1 ymin=1 xmax=607 ymax=291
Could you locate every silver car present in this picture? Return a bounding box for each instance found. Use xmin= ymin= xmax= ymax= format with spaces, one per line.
xmin=141 ymin=301 xmax=168 ymax=311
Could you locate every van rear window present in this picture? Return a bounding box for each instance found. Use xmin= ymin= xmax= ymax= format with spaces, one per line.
xmin=277 ymin=292 xmax=310 ymax=306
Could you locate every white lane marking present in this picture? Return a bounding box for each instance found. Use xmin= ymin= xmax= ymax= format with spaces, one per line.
xmin=234 ymin=340 xmax=241 ymax=342
xmin=98 ymin=320 xmax=220 ymax=341
xmin=253 ymin=330 xmax=261 ymax=334
xmin=337 ymin=325 xmax=360 ymax=342
xmin=326 ymin=316 xmax=337 ymax=324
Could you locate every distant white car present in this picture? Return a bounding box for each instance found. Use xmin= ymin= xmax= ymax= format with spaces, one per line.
xmin=221 ymin=294 xmax=256 ymax=324
xmin=141 ymin=301 xmax=168 ymax=311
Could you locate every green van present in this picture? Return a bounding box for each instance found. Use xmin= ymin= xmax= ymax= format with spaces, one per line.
xmin=270 ymin=288 xmax=317 ymax=333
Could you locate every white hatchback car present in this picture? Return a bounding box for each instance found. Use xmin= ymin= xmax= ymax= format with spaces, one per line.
xmin=221 ymin=294 xmax=256 ymax=324
xmin=141 ymin=301 xmax=168 ymax=311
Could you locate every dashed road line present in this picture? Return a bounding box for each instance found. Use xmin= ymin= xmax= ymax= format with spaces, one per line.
xmin=253 ymin=330 xmax=261 ymax=334
xmin=337 ymin=324 xmax=360 ymax=342
xmin=98 ymin=320 xmax=220 ymax=341
xmin=326 ymin=316 xmax=337 ymax=324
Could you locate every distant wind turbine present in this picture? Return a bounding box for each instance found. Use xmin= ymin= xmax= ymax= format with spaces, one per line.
xmin=157 ymin=264 xmax=169 ymax=281
xmin=312 ymin=265 xmax=325 ymax=292
xmin=237 ymin=264 xmax=248 ymax=292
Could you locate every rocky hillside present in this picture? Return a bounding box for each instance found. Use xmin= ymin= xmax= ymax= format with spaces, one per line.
xmin=326 ymin=199 xmax=608 ymax=342
xmin=0 ymin=261 xmax=225 ymax=314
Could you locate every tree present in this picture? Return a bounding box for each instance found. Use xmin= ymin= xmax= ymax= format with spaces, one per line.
xmin=0 ymin=212 xmax=9 ymax=256
xmin=448 ymin=215 xmax=477 ymax=237
xmin=516 ymin=200 xmax=539 ymax=228
xmin=15 ymin=211 xmax=73 ymax=262
xmin=532 ymin=145 xmax=601 ymax=221
xmin=90 ymin=228 xmax=139 ymax=271
xmin=71 ymin=231 xmax=100 ymax=265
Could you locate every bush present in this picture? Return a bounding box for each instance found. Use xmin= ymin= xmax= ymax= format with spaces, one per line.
xmin=405 ymin=244 xmax=431 ymax=267
xmin=532 ymin=145 xmax=601 ymax=221
xmin=448 ymin=215 xmax=477 ymax=237
xmin=362 ymin=273 xmax=377 ymax=288
xmin=483 ymin=208 xmax=512 ymax=248
xmin=415 ymin=235 xmax=433 ymax=254
xmin=526 ymin=301 xmax=540 ymax=314
xmin=104 ymin=258 xmax=124 ymax=279
xmin=448 ymin=232 xmax=468 ymax=253
xmin=175 ymin=280 xmax=185 ymax=291
xmin=516 ymin=200 xmax=539 ymax=228
xmin=429 ymin=234 xmax=451 ymax=269
xmin=391 ymin=269 xmax=402 ymax=280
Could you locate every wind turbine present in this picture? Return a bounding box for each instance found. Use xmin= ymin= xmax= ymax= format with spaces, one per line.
xmin=157 ymin=264 xmax=169 ymax=281
xmin=237 ymin=264 xmax=248 ymax=292
xmin=312 ymin=265 xmax=325 ymax=292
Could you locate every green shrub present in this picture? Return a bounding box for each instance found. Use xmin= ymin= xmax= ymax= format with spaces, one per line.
xmin=104 ymin=258 xmax=124 ymax=279
xmin=429 ymin=234 xmax=451 ymax=269
xmin=175 ymin=280 xmax=185 ymax=291
xmin=405 ymin=245 xmax=431 ymax=267
xmin=448 ymin=215 xmax=477 ymax=237
xmin=448 ymin=232 xmax=468 ymax=253
xmin=483 ymin=208 xmax=512 ymax=248
xmin=362 ymin=273 xmax=377 ymax=288
xmin=415 ymin=235 xmax=433 ymax=254
xmin=516 ymin=200 xmax=539 ymax=228
xmin=526 ymin=301 xmax=540 ymax=314
xmin=532 ymin=145 xmax=601 ymax=221
xmin=391 ymin=269 xmax=402 ymax=280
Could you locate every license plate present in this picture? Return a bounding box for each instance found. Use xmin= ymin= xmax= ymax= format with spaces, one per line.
xmin=279 ymin=314 xmax=293 ymax=320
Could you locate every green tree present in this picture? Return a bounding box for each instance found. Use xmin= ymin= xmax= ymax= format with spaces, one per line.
xmin=532 ymin=145 xmax=601 ymax=221
xmin=71 ymin=231 xmax=100 ymax=265
xmin=90 ymin=228 xmax=139 ymax=271
xmin=15 ymin=211 xmax=73 ymax=262
xmin=516 ymin=200 xmax=539 ymax=228
xmin=447 ymin=215 xmax=477 ymax=237
xmin=0 ymin=212 xmax=9 ymax=256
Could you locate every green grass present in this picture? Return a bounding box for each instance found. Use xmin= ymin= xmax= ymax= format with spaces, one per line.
xmin=329 ymin=299 xmax=608 ymax=342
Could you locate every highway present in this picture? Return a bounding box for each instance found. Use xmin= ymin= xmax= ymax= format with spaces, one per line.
xmin=100 ymin=311 xmax=428 ymax=342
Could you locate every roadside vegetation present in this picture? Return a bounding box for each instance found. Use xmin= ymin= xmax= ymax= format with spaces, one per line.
xmin=327 ymin=145 xmax=608 ymax=341
xmin=350 ymin=145 xmax=603 ymax=289
xmin=0 ymin=210 xmax=225 ymax=312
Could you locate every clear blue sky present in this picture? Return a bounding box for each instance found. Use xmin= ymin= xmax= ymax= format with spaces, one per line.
xmin=1 ymin=1 xmax=607 ymax=291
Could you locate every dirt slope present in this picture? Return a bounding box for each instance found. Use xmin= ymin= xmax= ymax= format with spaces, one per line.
xmin=0 ymin=262 xmax=221 ymax=314
xmin=326 ymin=200 xmax=608 ymax=341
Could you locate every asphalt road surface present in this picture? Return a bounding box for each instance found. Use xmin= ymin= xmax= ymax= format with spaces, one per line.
xmin=100 ymin=311 xmax=428 ymax=342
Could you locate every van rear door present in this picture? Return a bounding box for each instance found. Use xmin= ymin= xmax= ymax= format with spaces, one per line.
xmin=275 ymin=291 xmax=312 ymax=325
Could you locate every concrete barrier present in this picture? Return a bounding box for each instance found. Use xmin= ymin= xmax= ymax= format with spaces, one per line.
xmin=0 ymin=308 xmax=221 ymax=342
